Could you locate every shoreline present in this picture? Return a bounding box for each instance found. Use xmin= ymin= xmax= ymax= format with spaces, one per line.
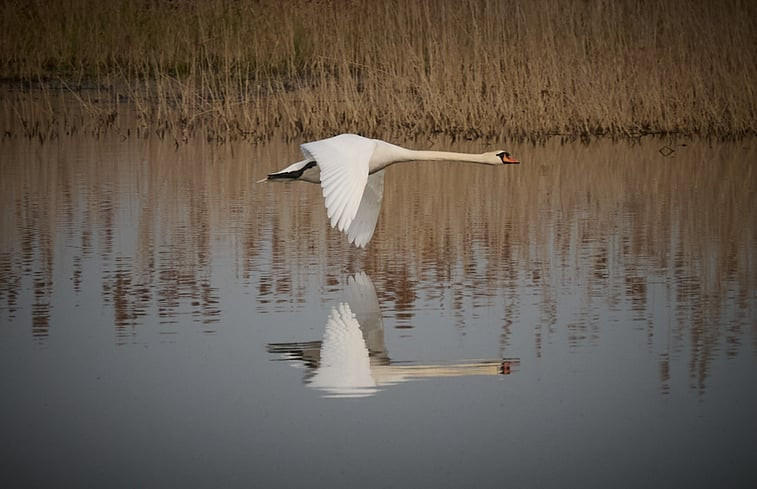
xmin=2 ymin=85 xmax=754 ymax=144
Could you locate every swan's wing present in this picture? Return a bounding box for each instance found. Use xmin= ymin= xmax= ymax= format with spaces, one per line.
xmin=310 ymin=302 xmax=377 ymax=397
xmin=319 ymin=303 xmax=368 ymax=367
xmin=344 ymin=271 xmax=386 ymax=358
xmin=344 ymin=272 xmax=380 ymax=317
xmin=346 ymin=171 xmax=384 ymax=248
xmin=300 ymin=134 xmax=374 ymax=233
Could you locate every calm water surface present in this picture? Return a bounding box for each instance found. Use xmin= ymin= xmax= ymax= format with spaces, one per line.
xmin=1 ymin=136 xmax=755 ymax=488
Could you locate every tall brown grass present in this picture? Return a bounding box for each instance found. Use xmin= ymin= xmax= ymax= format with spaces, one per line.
xmin=1 ymin=0 xmax=755 ymax=141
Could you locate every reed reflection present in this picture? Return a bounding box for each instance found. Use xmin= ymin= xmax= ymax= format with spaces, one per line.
xmin=267 ymin=272 xmax=517 ymax=398
xmin=0 ymin=135 xmax=754 ymax=395
xmin=0 ymin=137 xmax=240 ymax=342
xmin=259 ymin=137 xmax=756 ymax=394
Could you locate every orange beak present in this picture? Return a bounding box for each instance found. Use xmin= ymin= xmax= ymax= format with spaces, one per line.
xmin=499 ymin=152 xmax=520 ymax=164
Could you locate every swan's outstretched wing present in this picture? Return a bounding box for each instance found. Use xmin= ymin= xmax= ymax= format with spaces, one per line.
xmin=343 ymin=272 xmax=380 ymax=317
xmin=300 ymin=134 xmax=374 ymax=234
xmin=310 ymin=302 xmax=377 ymax=397
xmin=344 ymin=271 xmax=387 ymax=359
xmin=346 ymin=172 xmax=384 ymax=248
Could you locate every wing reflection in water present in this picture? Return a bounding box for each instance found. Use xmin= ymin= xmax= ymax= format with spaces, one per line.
xmin=267 ymin=272 xmax=518 ymax=398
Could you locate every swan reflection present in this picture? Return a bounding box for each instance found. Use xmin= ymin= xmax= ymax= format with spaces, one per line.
xmin=267 ymin=272 xmax=517 ymax=398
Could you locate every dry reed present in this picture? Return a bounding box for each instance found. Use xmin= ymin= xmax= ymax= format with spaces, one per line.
xmin=1 ymin=0 xmax=756 ymax=142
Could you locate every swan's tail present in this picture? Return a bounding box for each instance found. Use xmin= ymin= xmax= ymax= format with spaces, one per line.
xmin=270 ymin=161 xmax=317 ymax=179
xmin=257 ymin=160 xmax=317 ymax=183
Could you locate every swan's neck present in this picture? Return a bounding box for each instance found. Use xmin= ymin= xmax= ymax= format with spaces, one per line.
xmin=404 ymin=149 xmax=489 ymax=163
xmin=371 ymin=141 xmax=490 ymax=172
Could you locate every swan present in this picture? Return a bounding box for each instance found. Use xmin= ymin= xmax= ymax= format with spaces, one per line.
xmin=267 ymin=272 xmax=517 ymax=398
xmin=261 ymin=133 xmax=520 ymax=247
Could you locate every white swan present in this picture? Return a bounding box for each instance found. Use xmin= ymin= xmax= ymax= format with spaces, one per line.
xmin=267 ymin=272 xmax=518 ymax=398
xmin=262 ymin=134 xmax=520 ymax=247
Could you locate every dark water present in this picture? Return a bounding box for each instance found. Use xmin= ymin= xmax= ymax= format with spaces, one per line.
xmin=1 ymin=136 xmax=755 ymax=488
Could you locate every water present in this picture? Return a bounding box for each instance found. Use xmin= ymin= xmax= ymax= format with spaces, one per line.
xmin=1 ymin=135 xmax=755 ymax=488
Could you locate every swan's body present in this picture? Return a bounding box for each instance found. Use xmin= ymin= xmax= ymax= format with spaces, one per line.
xmin=263 ymin=133 xmax=520 ymax=247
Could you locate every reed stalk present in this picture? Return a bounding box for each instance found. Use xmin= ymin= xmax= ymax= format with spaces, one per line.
xmin=1 ymin=0 xmax=755 ymax=141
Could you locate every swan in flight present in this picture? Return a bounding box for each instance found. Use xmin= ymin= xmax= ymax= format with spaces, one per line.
xmin=261 ymin=134 xmax=520 ymax=247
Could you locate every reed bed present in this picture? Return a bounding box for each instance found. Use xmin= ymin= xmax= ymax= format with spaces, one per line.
xmin=1 ymin=0 xmax=755 ymax=142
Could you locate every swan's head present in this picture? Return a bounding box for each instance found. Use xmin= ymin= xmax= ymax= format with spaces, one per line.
xmin=496 ymin=151 xmax=520 ymax=165
xmin=484 ymin=150 xmax=520 ymax=165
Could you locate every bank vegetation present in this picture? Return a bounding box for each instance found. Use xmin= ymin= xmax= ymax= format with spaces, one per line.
xmin=1 ymin=0 xmax=755 ymax=142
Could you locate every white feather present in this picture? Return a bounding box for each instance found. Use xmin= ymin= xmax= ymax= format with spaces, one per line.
xmin=346 ymin=172 xmax=384 ymax=248
xmin=309 ymin=302 xmax=376 ymax=397
xmin=301 ymin=134 xmax=373 ymax=234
